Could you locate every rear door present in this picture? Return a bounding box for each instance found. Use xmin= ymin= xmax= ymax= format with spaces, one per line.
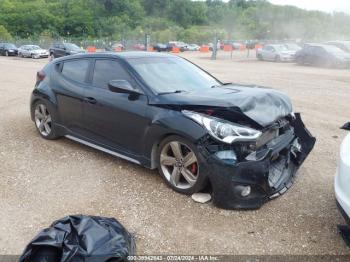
xmin=82 ymin=58 xmax=150 ymax=155
xmin=51 ymin=58 xmax=91 ymax=133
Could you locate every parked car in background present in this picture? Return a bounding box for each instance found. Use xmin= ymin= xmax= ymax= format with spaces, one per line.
xmin=326 ymin=41 xmax=350 ymax=53
xmin=295 ymin=43 xmax=350 ymax=68
xmin=49 ymin=43 xmax=85 ymax=59
xmin=256 ymin=44 xmax=296 ymax=62
xmin=167 ymin=41 xmax=187 ymax=52
xmin=335 ymin=123 xmax=350 ymax=230
xmin=187 ymin=44 xmax=200 ymax=51
xmin=0 ymin=43 xmax=18 ymax=56
xmin=284 ymin=43 xmax=301 ymax=52
xmin=153 ymin=43 xmax=167 ymax=52
xmin=30 ymin=52 xmax=315 ymax=210
xmin=18 ymin=45 xmax=49 ymax=59
xmin=133 ymin=43 xmax=145 ymax=51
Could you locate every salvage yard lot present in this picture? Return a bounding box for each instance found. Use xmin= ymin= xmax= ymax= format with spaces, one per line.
xmin=0 ymin=51 xmax=349 ymax=255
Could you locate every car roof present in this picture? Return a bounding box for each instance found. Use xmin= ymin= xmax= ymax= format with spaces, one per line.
xmin=304 ymin=43 xmax=330 ymax=48
xmin=55 ymin=51 xmax=177 ymax=62
xmin=327 ymin=40 xmax=350 ymax=44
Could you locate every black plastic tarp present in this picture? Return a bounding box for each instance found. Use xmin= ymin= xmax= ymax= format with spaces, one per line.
xmin=19 ymin=215 xmax=136 ymax=262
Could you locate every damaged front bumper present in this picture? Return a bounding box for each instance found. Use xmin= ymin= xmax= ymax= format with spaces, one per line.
xmin=199 ymin=113 xmax=315 ymax=210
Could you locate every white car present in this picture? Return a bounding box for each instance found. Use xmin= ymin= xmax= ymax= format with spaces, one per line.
xmin=18 ymin=45 xmax=49 ymax=59
xmin=256 ymin=44 xmax=296 ymax=62
xmin=187 ymin=44 xmax=200 ymax=51
xmin=335 ymin=123 xmax=350 ymax=226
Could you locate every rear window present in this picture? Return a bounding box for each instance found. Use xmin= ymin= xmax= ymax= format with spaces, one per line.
xmin=61 ymin=59 xmax=89 ymax=83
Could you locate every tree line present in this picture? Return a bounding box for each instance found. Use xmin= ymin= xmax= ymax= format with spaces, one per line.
xmin=0 ymin=0 xmax=349 ymax=43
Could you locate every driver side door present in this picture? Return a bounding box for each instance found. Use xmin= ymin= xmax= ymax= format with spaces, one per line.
xmin=82 ymin=58 xmax=150 ymax=156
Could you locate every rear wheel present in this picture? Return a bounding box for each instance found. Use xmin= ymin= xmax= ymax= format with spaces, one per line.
xmin=33 ymin=101 xmax=59 ymax=140
xmin=157 ymin=135 xmax=207 ymax=195
xmin=257 ymin=54 xmax=263 ymax=61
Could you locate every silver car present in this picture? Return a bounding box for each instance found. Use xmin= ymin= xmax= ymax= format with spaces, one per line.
xmin=18 ymin=45 xmax=49 ymax=59
xmin=256 ymin=44 xmax=296 ymax=62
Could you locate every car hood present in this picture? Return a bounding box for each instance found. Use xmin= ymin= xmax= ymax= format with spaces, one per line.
xmin=281 ymin=50 xmax=296 ymax=55
xmin=334 ymin=52 xmax=350 ymax=60
xmin=149 ymin=84 xmax=293 ymax=127
xmin=33 ymin=49 xmax=48 ymax=53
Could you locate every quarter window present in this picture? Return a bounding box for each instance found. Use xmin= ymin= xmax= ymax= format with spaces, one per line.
xmin=92 ymin=59 xmax=133 ymax=89
xmin=61 ymin=59 xmax=89 ymax=83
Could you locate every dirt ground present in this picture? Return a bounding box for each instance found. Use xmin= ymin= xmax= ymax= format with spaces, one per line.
xmin=0 ymin=50 xmax=350 ymax=255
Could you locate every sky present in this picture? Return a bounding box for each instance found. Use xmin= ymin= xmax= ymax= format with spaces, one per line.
xmin=268 ymin=0 xmax=350 ymax=14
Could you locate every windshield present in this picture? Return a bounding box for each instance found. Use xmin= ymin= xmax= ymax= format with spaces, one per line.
xmin=64 ymin=43 xmax=80 ymax=50
xmin=285 ymin=44 xmax=301 ymax=51
xmin=128 ymin=57 xmax=221 ymax=93
xmin=5 ymin=43 xmax=16 ymax=49
xmin=273 ymin=45 xmax=288 ymax=51
xmin=29 ymin=45 xmax=40 ymax=50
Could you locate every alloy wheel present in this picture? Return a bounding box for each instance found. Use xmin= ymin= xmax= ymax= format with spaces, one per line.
xmin=34 ymin=104 xmax=52 ymax=136
xmin=160 ymin=141 xmax=199 ymax=189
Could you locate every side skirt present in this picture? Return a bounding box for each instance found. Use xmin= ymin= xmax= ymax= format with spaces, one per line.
xmin=65 ymin=135 xmax=141 ymax=165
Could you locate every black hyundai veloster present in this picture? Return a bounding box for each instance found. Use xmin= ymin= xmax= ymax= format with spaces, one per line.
xmin=30 ymin=52 xmax=315 ymax=209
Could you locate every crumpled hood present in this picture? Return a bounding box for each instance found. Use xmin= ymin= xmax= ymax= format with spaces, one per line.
xmin=150 ymin=84 xmax=293 ymax=127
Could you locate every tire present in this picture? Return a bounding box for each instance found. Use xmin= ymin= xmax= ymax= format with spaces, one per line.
xmin=274 ymin=55 xmax=281 ymax=62
xmin=5 ymin=51 xmax=8 ymax=56
xmin=33 ymin=100 xmax=60 ymax=140
xmin=257 ymin=54 xmax=263 ymax=61
xmin=157 ymin=135 xmax=207 ymax=195
xmin=50 ymin=53 xmax=55 ymax=61
xmin=31 ymin=53 xmax=35 ymax=59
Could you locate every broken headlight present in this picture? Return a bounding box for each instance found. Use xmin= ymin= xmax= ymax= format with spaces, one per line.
xmin=183 ymin=110 xmax=262 ymax=144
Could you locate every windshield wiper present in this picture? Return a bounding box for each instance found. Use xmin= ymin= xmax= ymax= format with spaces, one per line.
xmin=211 ymin=82 xmax=232 ymax=88
xmin=158 ymin=90 xmax=187 ymax=95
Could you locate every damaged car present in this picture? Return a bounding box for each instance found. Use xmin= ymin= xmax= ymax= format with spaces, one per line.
xmin=30 ymin=52 xmax=315 ymax=209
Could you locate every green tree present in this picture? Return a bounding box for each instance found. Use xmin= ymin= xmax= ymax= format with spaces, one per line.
xmin=0 ymin=25 xmax=12 ymax=41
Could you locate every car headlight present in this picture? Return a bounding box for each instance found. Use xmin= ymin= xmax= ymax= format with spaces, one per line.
xmin=182 ymin=110 xmax=262 ymax=144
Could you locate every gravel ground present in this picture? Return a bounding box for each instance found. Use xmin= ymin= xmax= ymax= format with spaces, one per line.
xmin=0 ymin=51 xmax=349 ymax=255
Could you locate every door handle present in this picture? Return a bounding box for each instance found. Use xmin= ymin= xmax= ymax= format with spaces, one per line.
xmin=84 ymin=97 xmax=97 ymax=104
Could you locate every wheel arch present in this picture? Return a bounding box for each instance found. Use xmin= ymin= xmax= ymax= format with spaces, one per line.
xmin=145 ymin=116 xmax=207 ymax=169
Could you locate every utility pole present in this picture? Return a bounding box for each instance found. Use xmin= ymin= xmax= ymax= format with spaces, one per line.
xmin=145 ymin=34 xmax=150 ymax=52
xmin=211 ymin=31 xmax=218 ymax=60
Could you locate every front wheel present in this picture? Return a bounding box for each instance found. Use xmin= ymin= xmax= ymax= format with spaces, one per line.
xmin=5 ymin=51 xmax=9 ymax=56
xmin=157 ymin=135 xmax=207 ymax=195
xmin=33 ymin=101 xmax=60 ymax=140
xmin=274 ymin=55 xmax=281 ymax=62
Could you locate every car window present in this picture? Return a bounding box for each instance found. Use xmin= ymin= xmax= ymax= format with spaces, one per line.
xmin=61 ymin=59 xmax=89 ymax=83
xmin=92 ymin=59 xmax=133 ymax=89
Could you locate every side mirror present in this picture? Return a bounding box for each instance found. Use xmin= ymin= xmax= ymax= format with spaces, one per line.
xmin=108 ymin=80 xmax=141 ymax=95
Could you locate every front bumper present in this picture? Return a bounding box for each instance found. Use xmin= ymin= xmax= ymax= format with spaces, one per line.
xmin=200 ymin=113 xmax=315 ymax=210
xmin=335 ymin=133 xmax=350 ymax=222
xmin=280 ymin=56 xmax=295 ymax=62
xmin=7 ymin=50 xmax=18 ymax=56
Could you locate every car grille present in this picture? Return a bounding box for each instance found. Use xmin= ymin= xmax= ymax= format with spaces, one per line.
xmin=256 ymin=118 xmax=292 ymax=149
